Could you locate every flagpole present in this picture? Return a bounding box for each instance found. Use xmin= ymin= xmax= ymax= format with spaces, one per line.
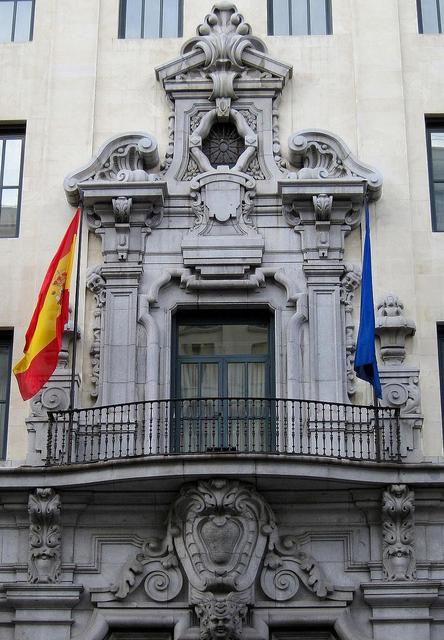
xmin=69 ymin=193 xmax=84 ymax=411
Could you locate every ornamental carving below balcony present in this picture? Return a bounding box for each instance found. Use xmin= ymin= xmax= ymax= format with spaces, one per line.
xmin=108 ymin=480 xmax=353 ymax=639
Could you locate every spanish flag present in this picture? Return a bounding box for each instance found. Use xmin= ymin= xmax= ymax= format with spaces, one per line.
xmin=13 ymin=209 xmax=80 ymax=400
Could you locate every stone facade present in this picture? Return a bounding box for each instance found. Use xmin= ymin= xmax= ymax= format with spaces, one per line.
xmin=1 ymin=2 xmax=444 ymax=639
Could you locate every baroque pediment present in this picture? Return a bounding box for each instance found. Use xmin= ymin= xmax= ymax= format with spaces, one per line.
xmin=156 ymin=2 xmax=292 ymax=102
xmin=64 ymin=132 xmax=162 ymax=206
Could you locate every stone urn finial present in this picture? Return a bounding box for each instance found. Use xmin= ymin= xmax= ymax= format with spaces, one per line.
xmin=375 ymin=294 xmax=416 ymax=365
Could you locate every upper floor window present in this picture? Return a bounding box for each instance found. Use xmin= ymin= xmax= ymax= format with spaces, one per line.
xmin=268 ymin=0 xmax=332 ymax=35
xmin=0 ymin=124 xmax=25 ymax=238
xmin=0 ymin=331 xmax=13 ymax=460
xmin=119 ymin=0 xmax=183 ymax=39
xmin=426 ymin=120 xmax=444 ymax=231
xmin=0 ymin=0 xmax=35 ymax=43
xmin=417 ymin=0 xmax=443 ymax=33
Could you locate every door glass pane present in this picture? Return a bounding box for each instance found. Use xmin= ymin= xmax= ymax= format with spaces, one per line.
xmin=125 ymin=0 xmax=143 ymax=37
xmin=431 ymin=132 xmax=444 ymax=181
xmin=0 ymin=2 xmax=14 ymax=42
xmin=162 ymin=0 xmax=179 ymax=37
xmin=310 ymin=0 xmax=328 ymax=34
xmin=292 ymin=0 xmax=308 ymax=35
xmin=144 ymin=0 xmax=161 ymax=37
xmin=3 ymin=139 xmax=22 ymax=186
xmin=14 ymin=0 xmax=33 ymax=42
xmin=178 ymin=324 xmax=268 ymax=356
xmin=180 ymin=363 xmax=198 ymax=398
xmin=272 ymin=0 xmax=290 ymax=35
xmin=420 ymin=0 xmax=439 ymax=32
xmin=248 ymin=363 xmax=266 ymax=397
xmin=201 ymin=363 xmax=218 ymax=397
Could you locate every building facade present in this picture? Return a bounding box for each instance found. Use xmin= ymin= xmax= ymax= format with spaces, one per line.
xmin=1 ymin=1 xmax=444 ymax=639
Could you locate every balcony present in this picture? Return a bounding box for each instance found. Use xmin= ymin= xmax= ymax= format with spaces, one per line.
xmin=46 ymin=397 xmax=401 ymax=466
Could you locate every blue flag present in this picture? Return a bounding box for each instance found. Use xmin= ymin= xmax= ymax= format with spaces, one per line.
xmin=354 ymin=205 xmax=382 ymax=399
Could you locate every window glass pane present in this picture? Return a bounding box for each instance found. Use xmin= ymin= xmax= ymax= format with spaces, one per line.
xmin=310 ymin=0 xmax=328 ymax=35
xmin=292 ymin=0 xmax=309 ymax=35
xmin=3 ymin=138 xmax=22 ymax=186
xmin=143 ymin=0 xmax=161 ymax=37
xmin=161 ymin=0 xmax=179 ymax=37
xmin=431 ymin=132 xmax=444 ymax=181
xmin=125 ymin=0 xmax=143 ymax=37
xmin=180 ymin=363 xmax=198 ymax=398
xmin=0 ymin=345 xmax=10 ymax=400
xmin=0 ymin=188 xmax=18 ymax=237
xmin=178 ymin=324 xmax=268 ymax=356
xmin=420 ymin=0 xmax=439 ymax=32
xmin=272 ymin=0 xmax=290 ymax=35
xmin=433 ymin=182 xmax=444 ymax=230
xmin=0 ymin=2 xmax=14 ymax=42
xmin=228 ymin=363 xmax=246 ymax=397
xmin=14 ymin=0 xmax=33 ymax=42
xmin=440 ymin=0 xmax=444 ymax=30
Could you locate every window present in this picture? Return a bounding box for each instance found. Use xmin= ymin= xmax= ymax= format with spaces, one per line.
xmin=268 ymin=0 xmax=332 ymax=35
xmin=119 ymin=0 xmax=183 ymax=38
xmin=0 ymin=0 xmax=35 ymax=43
xmin=0 ymin=332 xmax=13 ymax=460
xmin=0 ymin=125 xmax=25 ymax=238
xmin=172 ymin=310 xmax=274 ymax=453
xmin=426 ymin=120 xmax=444 ymax=231
xmin=417 ymin=0 xmax=444 ymax=33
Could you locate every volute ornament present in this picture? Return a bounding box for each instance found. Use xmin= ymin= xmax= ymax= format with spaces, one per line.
xmin=382 ymin=484 xmax=416 ymax=581
xmin=28 ymin=488 xmax=62 ymax=584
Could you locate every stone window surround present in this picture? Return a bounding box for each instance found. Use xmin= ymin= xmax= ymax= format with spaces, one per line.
xmin=118 ymin=0 xmax=184 ymax=39
xmin=267 ymin=0 xmax=333 ymax=36
xmin=0 ymin=0 xmax=35 ymax=43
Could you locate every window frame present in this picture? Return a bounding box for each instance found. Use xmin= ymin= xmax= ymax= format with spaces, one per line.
xmin=0 ymin=0 xmax=35 ymax=43
xmin=0 ymin=330 xmax=13 ymax=460
xmin=118 ymin=0 xmax=184 ymax=39
xmin=425 ymin=118 xmax=444 ymax=232
xmin=417 ymin=0 xmax=443 ymax=34
xmin=267 ymin=0 xmax=333 ymax=36
xmin=0 ymin=123 xmax=26 ymax=239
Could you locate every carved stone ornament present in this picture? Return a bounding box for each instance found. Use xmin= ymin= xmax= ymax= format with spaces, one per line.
xmin=64 ymin=132 xmax=161 ymax=206
xmin=86 ymin=266 xmax=106 ymax=399
xmin=195 ymin=593 xmax=247 ymax=640
xmin=28 ymin=488 xmax=62 ymax=584
xmin=110 ymin=480 xmax=351 ymax=639
xmin=382 ymin=484 xmax=416 ymax=581
xmin=180 ymin=2 xmax=269 ymax=111
xmin=340 ymin=264 xmax=362 ymax=397
xmin=287 ymin=130 xmax=383 ymax=201
xmin=375 ymin=294 xmax=416 ymax=365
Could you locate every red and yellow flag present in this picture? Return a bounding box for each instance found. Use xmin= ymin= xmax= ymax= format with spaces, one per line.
xmin=13 ymin=209 xmax=80 ymax=400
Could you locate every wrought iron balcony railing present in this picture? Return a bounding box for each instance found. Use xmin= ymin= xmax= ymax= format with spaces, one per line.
xmin=46 ymin=397 xmax=401 ymax=466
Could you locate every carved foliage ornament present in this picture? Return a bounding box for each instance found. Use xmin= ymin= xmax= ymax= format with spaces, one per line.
xmin=382 ymin=484 xmax=416 ymax=581
xmin=86 ymin=267 xmax=106 ymax=399
xmin=28 ymin=488 xmax=62 ymax=584
xmin=111 ymin=480 xmax=341 ymax=640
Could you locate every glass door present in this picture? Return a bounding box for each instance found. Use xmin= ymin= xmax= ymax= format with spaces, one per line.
xmin=173 ymin=311 xmax=273 ymax=453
